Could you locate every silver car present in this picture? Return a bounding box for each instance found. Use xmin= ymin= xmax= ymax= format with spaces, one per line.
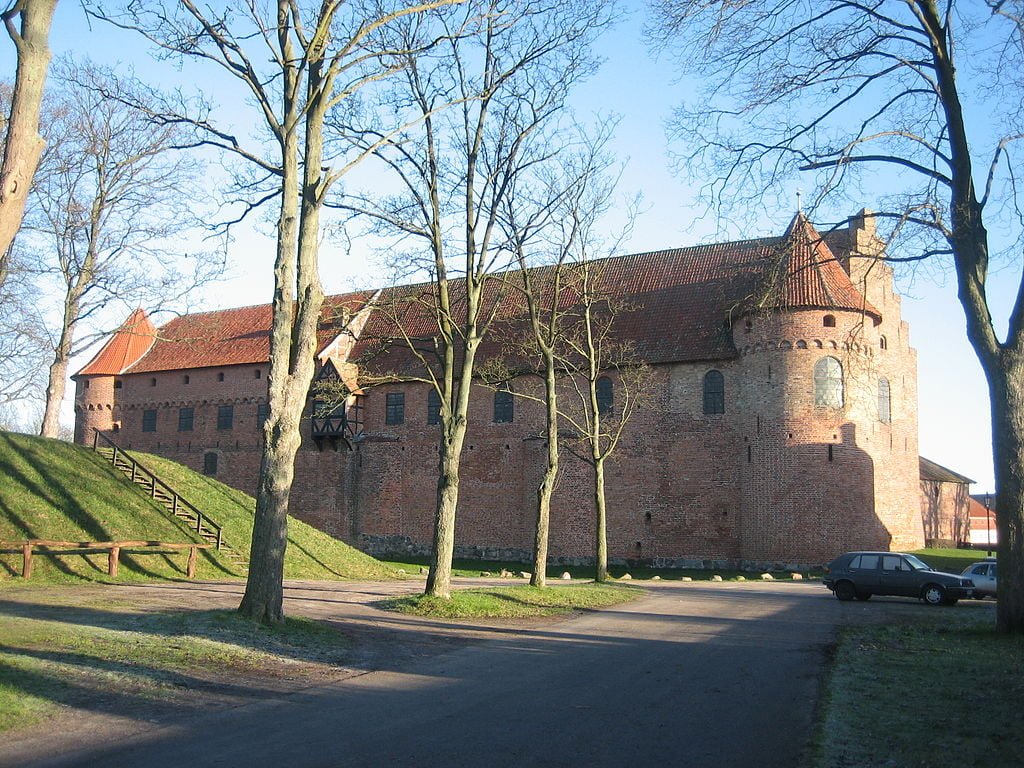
xmin=961 ymin=559 xmax=998 ymax=598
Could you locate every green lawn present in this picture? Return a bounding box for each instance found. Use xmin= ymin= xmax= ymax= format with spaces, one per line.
xmin=911 ymin=547 xmax=992 ymax=574
xmin=379 ymin=582 xmax=642 ymax=618
xmin=815 ymin=607 xmax=1023 ymax=767
xmin=0 ymin=604 xmax=350 ymax=733
xmin=0 ymin=431 xmax=401 ymax=584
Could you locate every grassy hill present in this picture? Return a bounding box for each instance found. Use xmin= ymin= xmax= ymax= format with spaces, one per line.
xmin=0 ymin=431 xmax=400 ymax=584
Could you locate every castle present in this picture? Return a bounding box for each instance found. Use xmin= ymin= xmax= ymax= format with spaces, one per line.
xmin=73 ymin=211 xmax=925 ymax=567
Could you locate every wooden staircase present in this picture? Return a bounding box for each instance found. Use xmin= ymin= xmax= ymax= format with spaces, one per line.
xmin=90 ymin=429 xmax=248 ymax=572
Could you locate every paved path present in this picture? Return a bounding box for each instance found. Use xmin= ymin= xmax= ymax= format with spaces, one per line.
xmin=2 ymin=579 xmax=868 ymax=767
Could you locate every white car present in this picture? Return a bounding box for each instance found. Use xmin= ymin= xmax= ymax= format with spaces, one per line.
xmin=961 ymin=559 xmax=998 ymax=598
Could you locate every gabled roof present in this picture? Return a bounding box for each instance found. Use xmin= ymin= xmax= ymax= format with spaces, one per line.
xmin=75 ymin=309 xmax=157 ymax=376
xmin=920 ymin=456 xmax=975 ymax=485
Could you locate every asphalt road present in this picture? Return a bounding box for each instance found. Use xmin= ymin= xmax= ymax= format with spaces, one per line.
xmin=2 ymin=579 xmax=851 ymax=768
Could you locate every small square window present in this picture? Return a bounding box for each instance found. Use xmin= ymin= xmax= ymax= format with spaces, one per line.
xmin=113 ymin=380 xmax=123 ymax=389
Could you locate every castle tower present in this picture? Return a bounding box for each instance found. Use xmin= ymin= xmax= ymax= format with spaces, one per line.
xmin=732 ymin=213 xmax=923 ymax=563
xmin=72 ymin=309 xmax=157 ymax=445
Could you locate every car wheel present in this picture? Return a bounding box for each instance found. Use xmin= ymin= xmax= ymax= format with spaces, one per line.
xmin=922 ymin=584 xmax=945 ymax=606
xmin=835 ymin=581 xmax=856 ymax=601
xmin=855 ymin=592 xmax=871 ymax=601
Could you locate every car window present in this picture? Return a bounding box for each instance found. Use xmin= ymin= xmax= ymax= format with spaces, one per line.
xmin=991 ymin=565 xmax=998 ymax=578
xmin=904 ymin=555 xmax=931 ymax=570
xmin=851 ymin=554 xmax=879 ymax=570
xmin=881 ymin=555 xmax=905 ymax=571
xmin=972 ymin=564 xmax=989 ymax=576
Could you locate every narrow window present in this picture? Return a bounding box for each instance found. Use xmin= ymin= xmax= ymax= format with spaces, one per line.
xmin=879 ymin=335 xmax=888 ymax=350
xmin=142 ymin=409 xmax=157 ymax=433
xmin=217 ymin=404 xmax=234 ymax=430
xmin=84 ymin=380 xmax=90 ymax=389
xmin=823 ymin=314 xmax=836 ymax=328
xmin=703 ymin=370 xmax=725 ymax=415
xmin=254 ymin=369 xmax=262 ymax=379
xmin=596 ymin=377 xmax=614 ymax=416
xmin=113 ymin=379 xmax=123 ymax=389
xmin=493 ymin=389 xmax=514 ymax=424
xmin=257 ymin=402 xmax=269 ymax=428
xmin=427 ymin=389 xmax=441 ymax=425
xmin=178 ymin=407 xmax=194 ymax=432
xmin=385 ymin=392 xmax=405 ymax=425
xmin=878 ymin=377 xmax=892 ymax=423
xmin=150 ymin=378 xmax=157 ymax=387
xmin=813 ymin=356 xmax=844 ymax=407
xmin=183 ymin=375 xmax=190 ymax=385
xmin=203 ymin=451 xmax=218 ymax=476
xmin=217 ymin=372 xmax=225 ymax=382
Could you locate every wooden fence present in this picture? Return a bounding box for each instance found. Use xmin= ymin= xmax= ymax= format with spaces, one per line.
xmin=0 ymin=540 xmax=213 ymax=579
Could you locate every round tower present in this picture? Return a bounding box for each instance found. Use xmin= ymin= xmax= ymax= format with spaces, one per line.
xmin=73 ymin=374 xmax=118 ymax=445
xmin=71 ymin=308 xmax=157 ymax=446
xmin=729 ymin=213 xmax=923 ymax=565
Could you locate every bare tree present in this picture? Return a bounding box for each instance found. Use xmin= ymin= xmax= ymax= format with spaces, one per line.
xmin=651 ymin=0 xmax=1024 ymax=631
xmin=0 ymin=0 xmax=57 ymax=276
xmin=494 ymin=127 xmax=626 ymax=586
xmin=92 ymin=0 xmax=460 ymax=623
xmin=24 ymin=59 xmax=215 ymax=438
xmin=340 ymin=0 xmax=615 ymax=598
xmin=556 ymin=258 xmax=649 ymax=582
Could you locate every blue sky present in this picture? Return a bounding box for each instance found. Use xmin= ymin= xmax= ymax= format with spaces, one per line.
xmin=10 ymin=2 xmax=1011 ymax=492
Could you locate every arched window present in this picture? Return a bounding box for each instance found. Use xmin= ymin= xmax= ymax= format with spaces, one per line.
xmin=814 ymin=357 xmax=844 ymax=407
xmin=427 ymin=389 xmax=441 ymax=425
xmin=878 ymin=378 xmax=892 ymax=423
xmin=703 ymin=370 xmax=725 ymax=415
xmin=596 ymin=377 xmax=613 ymax=416
xmin=493 ymin=389 xmax=514 ymax=423
xmin=879 ymin=335 xmax=888 ymax=350
xmin=823 ymin=314 xmax=836 ymax=328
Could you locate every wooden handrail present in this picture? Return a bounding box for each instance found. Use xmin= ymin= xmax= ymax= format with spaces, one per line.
xmin=91 ymin=430 xmax=224 ymax=549
xmin=1 ymin=539 xmax=213 ymax=579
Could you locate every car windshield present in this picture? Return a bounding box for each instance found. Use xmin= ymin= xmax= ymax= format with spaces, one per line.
xmin=904 ymin=555 xmax=932 ymax=570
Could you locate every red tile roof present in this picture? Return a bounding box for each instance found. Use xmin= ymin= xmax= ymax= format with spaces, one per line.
xmin=351 ymin=214 xmax=880 ymax=374
xmin=76 ymin=309 xmax=157 ymax=376
xmin=120 ymin=292 xmax=375 ymax=374
xmin=76 ymin=215 xmax=881 ymax=378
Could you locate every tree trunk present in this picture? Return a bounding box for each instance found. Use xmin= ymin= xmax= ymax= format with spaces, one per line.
xmin=531 ymin=355 xmax=559 ymax=588
xmin=989 ymin=362 xmax=1024 ymax=632
xmin=0 ymin=0 xmax=57 ymax=266
xmin=40 ymin=272 xmax=85 ymax=438
xmin=427 ymin=440 xmax=463 ymax=598
xmin=594 ymin=456 xmax=608 ymax=582
xmin=39 ymin=345 xmax=69 ymax=438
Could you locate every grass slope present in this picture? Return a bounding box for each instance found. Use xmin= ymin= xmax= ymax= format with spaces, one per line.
xmin=0 ymin=432 xmax=399 ymax=584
